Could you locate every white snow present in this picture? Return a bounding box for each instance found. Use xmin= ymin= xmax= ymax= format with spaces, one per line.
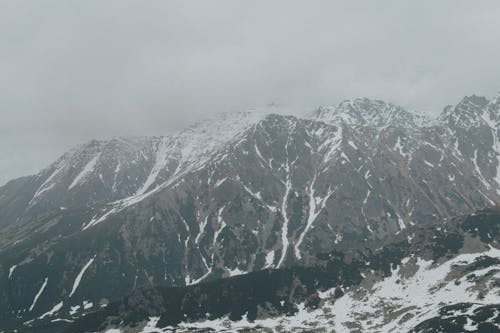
xmin=453 ymin=138 xmax=463 ymax=159
xmin=488 ymin=124 xmax=500 ymax=194
xmin=163 ymin=246 xmax=500 ymax=333
xmin=361 ymin=189 xmax=371 ymax=218
xmin=69 ymin=256 xmax=96 ymax=297
xmin=51 ymin=318 xmax=74 ymax=323
xmin=334 ymin=233 xmax=343 ymax=244
xmin=29 ymin=161 xmax=67 ymax=205
xmin=214 ymin=177 xmax=228 ymax=188
xmin=83 ymin=190 xmax=154 ymax=230
xmin=29 ymin=277 xmax=48 ymax=311
xmin=39 ymin=301 xmax=63 ymax=319
xmin=30 ymin=184 xmax=55 ymax=203
xmin=397 ymin=215 xmax=406 ymax=230
xmin=195 ymin=216 xmax=208 ymax=244
xmin=8 ymin=264 xmax=17 ymax=279
xmin=180 ymin=216 xmax=190 ymax=248
xmin=240 ymin=181 xmax=277 ymax=212
xmin=68 ymin=153 xmax=101 ymax=190
xmin=265 ymin=250 xmax=275 ymax=268
xmin=138 ymin=317 xmax=161 ymax=333
xmin=348 ymin=140 xmax=358 ymax=150
xmin=241 ymin=182 xmax=263 ymax=201
xmin=319 ymin=126 xmax=343 ymax=164
xmin=83 ymin=300 xmax=93 ymax=310
xmin=294 ymin=175 xmax=335 ymax=259
xmin=393 ymin=136 xmax=407 ymax=158
xmin=82 ymin=111 xmax=268 ymax=231
xmin=186 ymin=270 xmax=211 ymax=286
xmin=340 ymin=151 xmax=351 ymax=164
xmin=464 ymin=318 xmax=478 ymax=331
xmin=423 ymin=160 xmax=434 ymax=168
xmin=254 ymin=143 xmax=266 ymax=164
xmin=69 ymin=305 xmax=80 ymax=315
xmin=136 ymin=137 xmax=170 ymax=195
xmin=478 ymin=189 xmax=495 ymax=205
xmin=277 ymin=151 xmax=293 ymax=267
xmin=227 ymin=267 xmax=247 ymax=277
xmin=213 ymin=207 xmax=226 ymax=245
xmin=112 ymin=162 xmax=121 ymax=192
xmin=329 ymin=246 xmax=500 ymax=332
xmin=472 ymin=149 xmax=491 ymax=189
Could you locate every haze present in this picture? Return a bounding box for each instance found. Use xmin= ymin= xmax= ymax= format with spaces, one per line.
xmin=1 ymin=0 xmax=500 ymax=185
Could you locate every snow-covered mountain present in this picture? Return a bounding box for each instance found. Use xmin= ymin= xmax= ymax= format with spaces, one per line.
xmin=1 ymin=92 xmax=500 ymax=332
xmin=311 ymin=97 xmax=431 ymax=128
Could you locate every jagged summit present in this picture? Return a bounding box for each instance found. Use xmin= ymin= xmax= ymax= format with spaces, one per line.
xmin=439 ymin=93 xmax=500 ymax=129
xmin=486 ymin=91 xmax=500 ymax=124
xmin=490 ymin=91 xmax=500 ymax=106
xmin=440 ymin=94 xmax=492 ymax=128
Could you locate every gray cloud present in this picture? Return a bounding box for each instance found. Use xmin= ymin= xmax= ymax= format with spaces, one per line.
xmin=1 ymin=0 xmax=500 ymax=184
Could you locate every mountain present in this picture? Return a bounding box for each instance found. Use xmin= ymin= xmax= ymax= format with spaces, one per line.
xmin=36 ymin=207 xmax=500 ymax=332
xmin=1 ymin=92 xmax=500 ymax=332
xmin=311 ymin=97 xmax=431 ymax=128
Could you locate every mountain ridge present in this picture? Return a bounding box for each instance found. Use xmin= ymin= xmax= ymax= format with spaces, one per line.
xmin=1 ymin=91 xmax=500 ymax=331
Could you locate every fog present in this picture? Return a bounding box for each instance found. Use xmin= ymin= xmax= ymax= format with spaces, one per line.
xmin=1 ymin=0 xmax=500 ymax=184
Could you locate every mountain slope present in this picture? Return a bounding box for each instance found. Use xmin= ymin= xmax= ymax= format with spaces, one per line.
xmin=1 ymin=92 xmax=500 ymax=331
xmin=58 ymin=207 xmax=500 ymax=333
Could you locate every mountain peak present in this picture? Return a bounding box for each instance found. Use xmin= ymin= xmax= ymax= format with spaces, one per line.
xmin=489 ymin=91 xmax=500 ymax=109
xmin=459 ymin=94 xmax=489 ymax=108
xmin=340 ymin=97 xmax=394 ymax=109
xmin=440 ymin=94 xmax=491 ymax=128
xmin=311 ymin=97 xmax=423 ymax=128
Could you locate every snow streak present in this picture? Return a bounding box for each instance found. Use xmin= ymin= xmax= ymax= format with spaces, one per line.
xmin=69 ymin=256 xmax=96 ymax=298
xmin=29 ymin=278 xmax=48 ymax=311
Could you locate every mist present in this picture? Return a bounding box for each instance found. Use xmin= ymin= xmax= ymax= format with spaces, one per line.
xmin=1 ymin=0 xmax=500 ymax=184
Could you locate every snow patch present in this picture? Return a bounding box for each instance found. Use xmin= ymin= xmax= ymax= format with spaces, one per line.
xmin=68 ymin=153 xmax=101 ymax=190
xmin=195 ymin=216 xmax=208 ymax=244
xmin=29 ymin=277 xmax=48 ymax=311
xmin=8 ymin=264 xmax=17 ymax=279
xmin=29 ymin=162 xmax=66 ymax=205
xmin=69 ymin=256 xmax=96 ymax=297
xmin=136 ymin=137 xmax=170 ymax=195
xmin=166 ymin=247 xmax=500 ymax=333
xmin=69 ymin=305 xmax=81 ymax=315
xmin=39 ymin=301 xmax=63 ymax=319
xmin=138 ymin=317 xmax=160 ymax=333
xmin=227 ymin=267 xmax=247 ymax=277
xmin=83 ymin=300 xmax=93 ymax=310
xmin=294 ymin=174 xmax=335 ymax=259
xmin=265 ymin=251 xmax=275 ymax=268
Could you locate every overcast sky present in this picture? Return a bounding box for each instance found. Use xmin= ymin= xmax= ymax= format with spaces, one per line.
xmin=1 ymin=1 xmax=500 ymax=185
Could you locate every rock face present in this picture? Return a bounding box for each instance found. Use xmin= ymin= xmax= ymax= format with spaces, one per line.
xmin=1 ymin=93 xmax=500 ymax=330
